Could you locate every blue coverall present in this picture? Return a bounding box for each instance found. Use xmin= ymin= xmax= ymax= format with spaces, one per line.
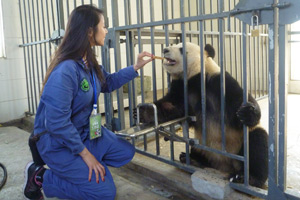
xmin=34 ymin=59 xmax=137 ymax=199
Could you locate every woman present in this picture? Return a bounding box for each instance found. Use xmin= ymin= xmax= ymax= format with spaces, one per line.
xmin=23 ymin=5 xmax=153 ymax=200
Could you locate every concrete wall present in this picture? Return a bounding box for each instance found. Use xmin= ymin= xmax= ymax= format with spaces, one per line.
xmin=0 ymin=0 xmax=28 ymax=123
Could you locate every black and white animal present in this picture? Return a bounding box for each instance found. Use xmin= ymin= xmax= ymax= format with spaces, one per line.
xmin=138 ymin=42 xmax=268 ymax=188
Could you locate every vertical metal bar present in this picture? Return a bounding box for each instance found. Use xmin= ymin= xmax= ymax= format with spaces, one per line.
xmin=198 ymin=0 xmax=206 ymax=146
xmin=111 ymin=0 xmax=125 ymax=130
xmin=136 ymin=0 xmax=144 ymax=103
xmin=143 ymin=133 xmax=147 ymax=151
xmin=31 ymin=0 xmax=41 ymax=99
xmin=268 ymin=0 xmax=279 ymax=194
xmin=218 ymin=0 xmax=226 ymax=151
xmin=163 ymin=0 xmax=171 ymax=89
xmin=210 ymin=0 xmax=213 ymax=47
xmin=23 ymin=0 xmax=33 ymax=114
xmin=228 ymin=0 xmax=233 ymax=77
xmin=40 ymin=0 xmax=49 ymax=77
xmin=258 ymin=33 xmax=261 ymax=97
xmin=19 ymin=0 xmax=31 ymax=114
xmin=180 ymin=0 xmax=190 ymax=165
xmin=74 ymin=0 xmax=77 ymax=8
xmin=170 ymin=125 xmax=175 ymax=161
xmin=81 ymin=0 xmax=84 ymax=5
xmin=140 ymin=0 xmax=144 ymax=24
xmin=45 ymin=0 xmax=52 ymax=57
xmin=278 ymin=24 xmax=287 ymax=192
xmin=257 ymin=30 xmax=262 ymax=97
xmin=35 ymin=0 xmax=44 ymax=94
xmin=234 ymin=0 xmax=238 ymax=83
xmin=240 ymin=16 xmax=243 ymax=88
xmin=253 ymin=36 xmax=257 ymax=98
xmin=66 ymin=0 xmax=70 ymax=18
xmin=262 ymin=32 xmax=265 ymax=95
xmin=242 ymin=22 xmax=249 ymax=186
xmin=50 ymin=0 xmax=56 ymax=32
xmin=149 ymin=0 xmax=159 ymax=155
xmin=203 ymin=0 xmax=207 ymax=44
xmin=127 ymin=0 xmax=132 ymax=25
xmin=149 ymin=0 xmax=157 ymax=102
xmin=171 ymin=0 xmax=174 ymax=30
xmin=57 ymin=0 xmax=65 ymax=34
xmin=102 ymin=38 xmax=114 ymax=130
xmin=124 ymin=0 xmax=134 ymax=127
xmin=249 ymin=30 xmax=252 ymax=96
xmin=266 ymin=25 xmax=270 ymax=94
xmin=27 ymin=0 xmax=38 ymax=113
xmin=188 ymin=0 xmax=191 ymax=41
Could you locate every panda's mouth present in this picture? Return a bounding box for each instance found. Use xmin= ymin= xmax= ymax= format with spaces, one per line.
xmin=164 ymin=57 xmax=177 ymax=66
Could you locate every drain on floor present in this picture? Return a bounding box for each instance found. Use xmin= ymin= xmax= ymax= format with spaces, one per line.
xmin=150 ymin=186 xmax=173 ymax=198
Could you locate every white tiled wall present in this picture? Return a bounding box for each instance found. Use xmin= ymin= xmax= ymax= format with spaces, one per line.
xmin=0 ymin=0 xmax=27 ymax=123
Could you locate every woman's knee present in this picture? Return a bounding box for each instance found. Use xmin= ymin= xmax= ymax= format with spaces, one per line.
xmin=121 ymin=139 xmax=135 ymax=161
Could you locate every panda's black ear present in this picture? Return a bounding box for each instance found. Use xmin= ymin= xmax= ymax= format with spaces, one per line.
xmin=205 ymin=44 xmax=215 ymax=58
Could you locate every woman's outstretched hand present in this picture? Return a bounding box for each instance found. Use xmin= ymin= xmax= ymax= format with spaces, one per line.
xmin=79 ymin=147 xmax=106 ymax=183
xmin=133 ymin=51 xmax=154 ymax=71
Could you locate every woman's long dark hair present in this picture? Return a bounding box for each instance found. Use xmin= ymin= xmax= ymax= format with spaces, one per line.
xmin=42 ymin=5 xmax=105 ymax=93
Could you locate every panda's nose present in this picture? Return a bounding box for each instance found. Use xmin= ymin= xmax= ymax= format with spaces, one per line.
xmin=163 ymin=48 xmax=169 ymax=54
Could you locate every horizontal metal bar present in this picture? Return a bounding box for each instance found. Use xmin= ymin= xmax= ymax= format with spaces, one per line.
xmin=288 ymin=31 xmax=300 ymax=35
xmin=135 ymin=147 xmax=197 ymax=173
xmin=255 ymin=95 xmax=268 ymax=101
xmin=19 ymin=36 xmax=63 ymax=47
xmin=285 ymin=189 xmax=300 ymax=200
xmin=288 ymin=40 xmax=300 ymax=43
xmin=131 ymin=39 xmax=179 ymax=45
xmin=116 ymin=117 xmax=189 ymax=138
xmin=229 ymin=182 xmax=268 ymax=199
xmin=114 ymin=4 xmax=289 ymax=31
xmin=193 ymin=143 xmax=244 ymax=161
xmin=119 ymin=29 xmax=268 ymax=37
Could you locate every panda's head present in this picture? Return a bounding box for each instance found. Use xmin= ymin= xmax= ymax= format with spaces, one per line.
xmin=163 ymin=42 xmax=218 ymax=79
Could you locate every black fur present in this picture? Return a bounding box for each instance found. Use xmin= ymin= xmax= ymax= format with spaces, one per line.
xmin=138 ymin=71 xmax=268 ymax=188
xmin=204 ymin=44 xmax=215 ymax=58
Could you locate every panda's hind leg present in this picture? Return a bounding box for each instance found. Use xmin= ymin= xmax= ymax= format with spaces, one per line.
xmin=179 ymin=146 xmax=212 ymax=168
xmin=248 ymin=127 xmax=268 ymax=188
xmin=232 ymin=127 xmax=268 ymax=188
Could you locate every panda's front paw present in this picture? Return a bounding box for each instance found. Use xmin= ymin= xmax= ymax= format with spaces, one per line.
xmin=179 ymin=152 xmax=187 ymax=163
xmin=135 ymin=105 xmax=155 ymax=124
xmin=237 ymin=102 xmax=261 ymax=127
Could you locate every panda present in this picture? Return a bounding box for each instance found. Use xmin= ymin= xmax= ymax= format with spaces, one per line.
xmin=138 ymin=42 xmax=268 ymax=188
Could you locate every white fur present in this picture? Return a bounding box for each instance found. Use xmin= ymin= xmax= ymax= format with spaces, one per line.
xmin=163 ymin=42 xmax=220 ymax=79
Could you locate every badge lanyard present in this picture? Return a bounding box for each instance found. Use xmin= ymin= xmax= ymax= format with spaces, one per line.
xmin=82 ymin=58 xmax=102 ymax=140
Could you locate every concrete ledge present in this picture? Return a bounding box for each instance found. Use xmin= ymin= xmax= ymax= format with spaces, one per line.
xmin=126 ymin=154 xmax=255 ymax=200
xmin=192 ymin=170 xmax=232 ymax=200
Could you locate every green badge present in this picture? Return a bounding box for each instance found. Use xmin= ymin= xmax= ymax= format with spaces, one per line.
xmin=90 ymin=114 xmax=102 ymax=140
xmin=80 ymin=78 xmax=89 ymax=92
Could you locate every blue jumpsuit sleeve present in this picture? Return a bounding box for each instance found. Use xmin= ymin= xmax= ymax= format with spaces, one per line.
xmin=41 ymin=61 xmax=85 ymax=155
xmin=100 ymin=65 xmax=138 ymax=92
